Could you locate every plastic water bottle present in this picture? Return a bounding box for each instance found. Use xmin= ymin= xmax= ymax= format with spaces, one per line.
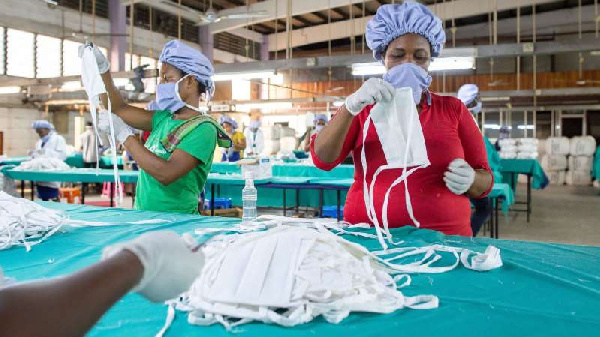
xmin=242 ymin=178 xmax=258 ymax=222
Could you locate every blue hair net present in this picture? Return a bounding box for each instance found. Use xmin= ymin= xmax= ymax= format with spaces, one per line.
xmin=457 ymin=84 xmax=479 ymax=105
xmin=314 ymin=114 xmax=328 ymax=123
xmin=31 ymin=120 xmax=54 ymax=130
xmin=366 ymin=3 xmax=446 ymax=63
xmin=159 ymin=40 xmax=215 ymax=98
xmin=219 ymin=116 xmax=238 ymax=130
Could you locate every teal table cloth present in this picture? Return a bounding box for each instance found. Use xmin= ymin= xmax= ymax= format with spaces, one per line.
xmin=593 ymin=146 xmax=600 ymax=181
xmin=0 ymin=156 xmax=29 ymax=166
xmin=3 ymin=168 xmax=139 ymax=184
xmin=487 ymin=183 xmax=514 ymax=213
xmin=499 ymin=159 xmax=549 ymax=190
xmin=66 ymin=154 xmax=124 ymax=168
xmin=1 ymin=203 xmax=599 ymax=336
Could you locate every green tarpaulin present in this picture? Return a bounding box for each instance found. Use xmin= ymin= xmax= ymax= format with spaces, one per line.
xmin=1 ymin=203 xmax=598 ymax=337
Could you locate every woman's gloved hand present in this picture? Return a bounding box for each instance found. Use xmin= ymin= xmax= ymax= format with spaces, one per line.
xmin=98 ymin=111 xmax=133 ymax=144
xmin=344 ymin=78 xmax=395 ymax=115
xmin=102 ymin=231 xmax=204 ymax=303
xmin=444 ymin=158 xmax=475 ymax=195
xmin=78 ymin=43 xmax=110 ymax=74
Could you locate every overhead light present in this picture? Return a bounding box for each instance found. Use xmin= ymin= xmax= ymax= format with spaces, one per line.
xmin=484 ymin=124 xmax=513 ymax=130
xmin=61 ymin=81 xmax=83 ymax=92
xmin=590 ymin=50 xmax=600 ymax=56
xmin=333 ymin=101 xmax=344 ymax=107
xmin=0 ymin=86 xmax=21 ymax=94
xmin=517 ymin=125 xmax=535 ymax=130
xmin=352 ymin=57 xmax=475 ymax=76
xmin=213 ymin=71 xmax=280 ymax=82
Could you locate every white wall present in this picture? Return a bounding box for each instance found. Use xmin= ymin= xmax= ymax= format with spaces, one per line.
xmin=0 ymin=107 xmax=44 ymax=156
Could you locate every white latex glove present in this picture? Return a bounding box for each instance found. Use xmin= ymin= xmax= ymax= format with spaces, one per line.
xmin=444 ymin=158 xmax=476 ymax=195
xmin=78 ymin=43 xmax=110 ymax=74
xmin=344 ymin=78 xmax=395 ymax=115
xmin=98 ymin=111 xmax=133 ymax=144
xmin=102 ymin=231 xmax=205 ymax=303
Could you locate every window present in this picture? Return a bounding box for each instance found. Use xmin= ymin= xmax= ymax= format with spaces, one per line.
xmin=36 ymin=35 xmax=61 ymax=78
xmin=0 ymin=27 xmax=4 ymax=75
xmin=125 ymin=53 xmax=141 ymax=71
xmin=62 ymin=39 xmax=83 ymax=76
xmin=140 ymin=56 xmax=157 ymax=93
xmin=7 ymin=29 xmax=34 ymax=78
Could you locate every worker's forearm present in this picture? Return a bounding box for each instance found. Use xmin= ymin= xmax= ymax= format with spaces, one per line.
xmin=100 ymin=72 xmax=127 ymax=114
xmin=123 ymin=137 xmax=172 ymax=185
xmin=467 ymin=170 xmax=493 ymax=198
xmin=313 ymin=106 xmax=354 ymax=163
xmin=0 ymin=250 xmax=143 ymax=337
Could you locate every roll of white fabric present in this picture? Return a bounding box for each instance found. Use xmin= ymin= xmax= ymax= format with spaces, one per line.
xmin=566 ymin=170 xmax=591 ymax=186
xmin=262 ymin=139 xmax=280 ymax=156
xmin=545 ymin=137 xmax=570 ymax=155
xmin=279 ymin=136 xmax=297 ymax=152
xmin=499 ymin=151 xmax=517 ymax=159
xmin=568 ymin=156 xmax=594 ymax=172
xmin=547 ymin=170 xmax=566 ymax=186
xmin=569 ymin=136 xmax=597 ymax=156
xmin=541 ymin=154 xmax=568 ymax=171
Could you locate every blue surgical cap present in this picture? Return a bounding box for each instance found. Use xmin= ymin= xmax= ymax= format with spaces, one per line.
xmin=32 ymin=120 xmax=54 ymax=130
xmin=159 ymin=40 xmax=215 ymax=98
xmin=457 ymin=84 xmax=479 ymax=105
xmin=314 ymin=114 xmax=328 ymax=124
xmin=366 ymin=3 xmax=446 ymax=63
xmin=219 ymin=116 xmax=238 ymax=130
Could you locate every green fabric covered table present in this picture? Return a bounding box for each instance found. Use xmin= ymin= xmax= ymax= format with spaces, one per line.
xmin=593 ymin=146 xmax=600 ymax=181
xmin=499 ymin=159 xmax=548 ymax=190
xmin=210 ymin=162 xmax=354 ymax=179
xmin=3 ymin=168 xmax=139 ymax=184
xmin=488 ymin=183 xmax=514 ymax=214
xmin=1 ymin=202 xmax=599 ymax=337
xmin=0 ymin=156 xmax=29 ymax=166
xmin=66 ymin=154 xmax=124 ymax=168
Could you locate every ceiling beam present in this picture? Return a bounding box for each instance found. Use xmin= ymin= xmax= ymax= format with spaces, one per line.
xmin=267 ymin=0 xmax=561 ymax=51
xmin=207 ymin=0 xmax=368 ymax=33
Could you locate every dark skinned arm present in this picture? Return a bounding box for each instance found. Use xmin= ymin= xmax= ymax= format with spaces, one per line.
xmin=122 ymin=136 xmax=199 ymax=186
xmin=100 ymin=72 xmax=154 ymax=132
xmin=0 ymin=250 xmax=143 ymax=337
xmin=467 ymin=170 xmax=493 ymax=198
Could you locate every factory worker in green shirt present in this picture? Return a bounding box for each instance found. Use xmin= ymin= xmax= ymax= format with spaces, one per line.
xmin=83 ymin=40 xmax=231 ymax=214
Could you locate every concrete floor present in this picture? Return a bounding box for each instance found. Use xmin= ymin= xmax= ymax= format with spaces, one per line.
xmin=79 ymin=183 xmax=600 ymax=246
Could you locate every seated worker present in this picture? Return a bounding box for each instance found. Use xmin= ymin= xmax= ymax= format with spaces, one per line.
xmin=220 ymin=116 xmax=246 ymax=162
xmin=30 ymin=120 xmax=67 ymax=201
xmin=0 ymin=231 xmax=203 ymax=337
xmin=458 ymin=84 xmax=502 ymax=236
xmin=311 ymin=3 xmax=493 ymax=236
xmin=85 ymin=40 xmax=231 ymax=214
xmin=303 ymin=114 xmax=328 ymax=152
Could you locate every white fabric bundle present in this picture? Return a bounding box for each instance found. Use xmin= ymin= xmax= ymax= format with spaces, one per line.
xmin=545 ymin=137 xmax=570 ymax=155
xmin=569 ymin=136 xmax=596 ymax=156
xmin=518 ymin=138 xmax=539 ymax=146
xmin=14 ymin=157 xmax=71 ymax=171
xmin=537 ymin=139 xmax=546 ymax=156
xmin=568 ymin=156 xmax=594 ymax=172
xmin=263 ymin=126 xmax=281 ymax=140
xmin=499 ymin=151 xmax=517 ymax=159
xmin=0 ymin=171 xmax=17 ymax=197
xmin=566 ymin=170 xmax=591 ymax=186
xmin=0 ymin=191 xmax=68 ymax=251
xmin=279 ymin=136 xmax=297 ymax=152
xmin=499 ymin=145 xmax=517 ymax=153
xmin=164 ymin=216 xmax=502 ymax=333
xmin=547 ymin=170 xmax=566 ymax=186
xmin=516 ymin=152 xmax=538 ymax=159
xmin=541 ymin=154 xmax=567 ymax=171
xmin=498 ymin=139 xmax=517 ymax=147
xmin=262 ymin=139 xmax=280 ymax=156
xmin=279 ymin=127 xmax=296 ymax=138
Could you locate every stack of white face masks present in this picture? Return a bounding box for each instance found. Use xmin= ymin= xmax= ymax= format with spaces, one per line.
xmin=161 ymin=216 xmax=502 ymax=334
xmin=14 ymin=157 xmax=71 ymax=171
xmin=361 ymin=87 xmax=430 ymax=250
xmin=80 ymin=45 xmax=123 ymax=205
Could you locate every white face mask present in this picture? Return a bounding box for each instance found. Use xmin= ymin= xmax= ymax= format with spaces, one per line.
xmin=360 ymin=87 xmax=430 ymax=250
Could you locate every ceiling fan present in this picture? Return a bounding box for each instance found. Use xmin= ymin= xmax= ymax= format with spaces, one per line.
xmin=160 ymin=0 xmax=268 ymax=26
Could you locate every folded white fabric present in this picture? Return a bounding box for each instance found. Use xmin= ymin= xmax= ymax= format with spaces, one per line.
xmin=545 ymin=137 xmax=570 ymax=155
xmin=568 ymin=156 xmax=594 ymax=172
xmin=499 ymin=151 xmax=517 ymax=159
xmin=541 ymin=154 xmax=567 ymax=171
xmin=14 ymin=157 xmax=70 ymax=171
xmin=164 ymin=216 xmax=502 ymax=333
xmin=569 ymin=136 xmax=596 ymax=156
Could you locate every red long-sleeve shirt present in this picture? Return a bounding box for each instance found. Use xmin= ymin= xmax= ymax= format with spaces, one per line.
xmin=311 ymin=93 xmax=493 ymax=236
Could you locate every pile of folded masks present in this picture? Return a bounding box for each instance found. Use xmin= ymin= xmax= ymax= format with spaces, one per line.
xmin=163 ymin=216 xmax=502 ymax=333
xmin=14 ymin=157 xmax=71 ymax=171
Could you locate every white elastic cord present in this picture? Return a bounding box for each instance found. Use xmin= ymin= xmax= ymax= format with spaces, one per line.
xmin=105 ymin=95 xmax=123 ymax=205
xmin=175 ymin=75 xmax=206 ymax=115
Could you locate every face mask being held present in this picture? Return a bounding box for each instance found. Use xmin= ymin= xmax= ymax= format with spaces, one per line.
xmin=156 ymin=75 xmax=204 ymax=114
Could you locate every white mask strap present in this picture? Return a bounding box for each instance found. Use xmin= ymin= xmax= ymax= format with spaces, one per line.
xmin=175 ymin=75 xmax=205 ymax=114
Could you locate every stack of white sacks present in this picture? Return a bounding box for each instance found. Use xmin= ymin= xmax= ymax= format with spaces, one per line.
xmin=279 ymin=127 xmax=297 ymax=156
xmin=498 ymin=138 xmax=539 ymax=159
xmin=541 ymin=136 xmax=596 ymax=186
xmin=566 ymin=136 xmax=596 ymax=186
xmin=262 ymin=126 xmax=281 ymax=156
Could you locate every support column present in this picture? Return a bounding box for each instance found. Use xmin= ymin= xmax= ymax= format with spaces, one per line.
xmin=261 ymin=35 xmax=269 ymax=61
xmin=199 ymin=26 xmax=214 ymax=62
xmin=109 ymin=0 xmax=126 ymax=72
